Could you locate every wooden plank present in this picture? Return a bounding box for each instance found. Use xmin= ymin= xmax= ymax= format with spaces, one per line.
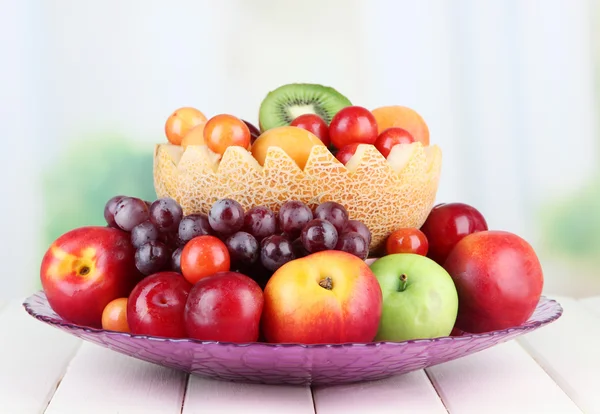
xmin=426 ymin=340 xmax=581 ymax=414
xmin=182 ymin=376 xmax=314 ymax=414
xmin=0 ymin=299 xmax=81 ymax=414
xmin=517 ymin=295 xmax=600 ymax=414
xmin=579 ymin=296 xmax=600 ymax=319
xmin=45 ymin=342 xmax=188 ymax=414
xmin=312 ymin=370 xmax=447 ymax=414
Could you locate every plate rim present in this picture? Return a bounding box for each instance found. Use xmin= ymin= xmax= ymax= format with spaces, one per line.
xmin=22 ymin=290 xmax=563 ymax=350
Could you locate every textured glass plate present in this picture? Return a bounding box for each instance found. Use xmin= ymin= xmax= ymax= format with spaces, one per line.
xmin=23 ymin=291 xmax=562 ymax=385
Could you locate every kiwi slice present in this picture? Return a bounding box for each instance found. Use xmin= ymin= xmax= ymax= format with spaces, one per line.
xmin=258 ymin=83 xmax=352 ymax=131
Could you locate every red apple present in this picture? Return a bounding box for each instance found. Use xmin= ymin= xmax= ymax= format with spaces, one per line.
xmin=420 ymin=202 xmax=488 ymax=265
xmin=443 ymin=230 xmax=544 ymax=333
xmin=184 ymin=271 xmax=264 ymax=342
xmin=40 ymin=226 xmax=141 ymax=328
xmin=127 ymin=271 xmax=192 ymax=338
xmin=261 ymin=250 xmax=382 ymax=344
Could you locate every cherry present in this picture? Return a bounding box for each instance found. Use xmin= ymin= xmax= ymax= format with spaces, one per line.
xmin=127 ymin=272 xmax=192 ymax=338
xmin=329 ymin=106 xmax=378 ymax=150
xmin=180 ymin=235 xmax=230 ymax=284
xmin=374 ymin=127 xmax=415 ymax=158
xmin=420 ymin=202 xmax=488 ymax=265
xmin=290 ymin=114 xmax=330 ymax=146
xmin=335 ymin=143 xmax=360 ymax=165
xmin=385 ymin=228 xmax=429 ymax=256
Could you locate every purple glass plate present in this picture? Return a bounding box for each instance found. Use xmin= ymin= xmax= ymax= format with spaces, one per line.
xmin=23 ymin=291 xmax=562 ymax=385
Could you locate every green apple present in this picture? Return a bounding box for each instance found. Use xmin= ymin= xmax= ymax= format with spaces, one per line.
xmin=370 ymin=253 xmax=458 ymax=342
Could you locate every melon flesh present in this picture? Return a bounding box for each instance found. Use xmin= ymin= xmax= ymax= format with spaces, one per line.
xmin=153 ymin=142 xmax=442 ymax=252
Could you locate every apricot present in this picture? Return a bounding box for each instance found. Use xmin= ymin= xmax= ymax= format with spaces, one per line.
xmin=181 ymin=124 xmax=206 ymax=149
xmin=204 ymin=114 xmax=251 ymax=156
xmin=165 ymin=107 xmax=207 ymax=145
xmin=101 ymin=297 xmax=130 ymax=333
xmin=251 ymin=126 xmax=325 ymax=169
xmin=371 ymin=106 xmax=430 ymax=146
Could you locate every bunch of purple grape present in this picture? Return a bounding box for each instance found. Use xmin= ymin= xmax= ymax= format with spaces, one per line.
xmin=103 ymin=195 xmax=372 ymax=279
xmin=103 ymin=195 xmax=186 ymax=276
xmin=204 ymin=197 xmax=372 ymax=273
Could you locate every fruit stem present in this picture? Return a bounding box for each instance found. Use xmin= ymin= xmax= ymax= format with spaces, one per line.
xmin=398 ymin=273 xmax=408 ymax=292
xmin=319 ymin=277 xmax=333 ymax=290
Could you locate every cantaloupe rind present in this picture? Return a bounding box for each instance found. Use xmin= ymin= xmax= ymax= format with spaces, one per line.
xmin=154 ymin=142 xmax=442 ymax=252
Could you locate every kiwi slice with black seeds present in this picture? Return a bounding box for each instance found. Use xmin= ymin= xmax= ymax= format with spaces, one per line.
xmin=258 ymin=83 xmax=352 ymax=132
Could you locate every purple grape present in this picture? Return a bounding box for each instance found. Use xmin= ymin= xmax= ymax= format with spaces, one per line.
xmin=171 ymin=247 xmax=183 ymax=273
xmin=208 ymin=198 xmax=245 ymax=236
xmin=301 ymin=219 xmax=338 ymax=253
xmin=278 ymin=201 xmax=313 ymax=238
xmin=260 ymin=235 xmax=296 ymax=272
xmin=344 ymin=220 xmax=372 ymax=247
xmin=131 ymin=221 xmax=159 ymax=248
xmin=291 ymin=238 xmax=309 ymax=258
xmin=243 ymin=206 xmax=278 ymax=241
xmin=104 ymin=195 xmax=125 ymax=228
xmin=149 ymin=197 xmax=183 ymax=233
xmin=159 ymin=231 xmax=184 ymax=248
xmin=314 ymin=201 xmax=348 ymax=233
xmin=225 ymin=231 xmax=259 ymax=265
xmin=114 ymin=197 xmax=150 ymax=232
xmin=335 ymin=232 xmax=368 ymax=259
xmin=135 ymin=241 xmax=171 ymax=275
xmin=178 ymin=213 xmax=212 ymax=243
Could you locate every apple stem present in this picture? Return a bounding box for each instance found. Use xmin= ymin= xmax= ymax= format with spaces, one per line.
xmin=399 ymin=273 xmax=408 ymax=292
xmin=319 ymin=277 xmax=333 ymax=290
xmin=79 ymin=266 xmax=90 ymax=276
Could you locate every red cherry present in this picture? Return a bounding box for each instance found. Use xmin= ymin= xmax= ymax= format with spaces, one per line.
xmin=335 ymin=143 xmax=361 ymax=165
xmin=374 ymin=127 xmax=415 ymax=158
xmin=385 ymin=228 xmax=429 ymax=256
xmin=290 ymin=114 xmax=330 ymax=146
xmin=329 ymin=106 xmax=378 ymax=150
xmin=180 ymin=235 xmax=230 ymax=284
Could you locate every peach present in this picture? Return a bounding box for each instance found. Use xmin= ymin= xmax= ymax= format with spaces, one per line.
xmin=371 ymin=105 xmax=430 ymax=146
xmin=261 ymin=250 xmax=383 ymax=344
xmin=40 ymin=226 xmax=142 ymax=327
xmin=251 ymin=126 xmax=325 ymax=170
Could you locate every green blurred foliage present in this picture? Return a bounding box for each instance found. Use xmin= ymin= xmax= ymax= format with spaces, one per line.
xmin=538 ymin=173 xmax=600 ymax=262
xmin=42 ymin=135 xmax=157 ymax=247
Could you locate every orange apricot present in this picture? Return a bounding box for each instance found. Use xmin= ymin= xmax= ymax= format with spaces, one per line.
xmin=204 ymin=114 xmax=251 ymax=155
xmin=371 ymin=105 xmax=430 ymax=146
xmin=101 ymin=297 xmax=130 ymax=333
xmin=165 ymin=107 xmax=207 ymax=145
xmin=181 ymin=123 xmax=206 ymax=149
xmin=251 ymin=126 xmax=325 ymax=170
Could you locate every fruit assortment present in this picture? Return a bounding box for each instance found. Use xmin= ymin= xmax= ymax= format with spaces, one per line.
xmin=38 ymin=82 xmax=544 ymax=348
xmin=154 ymin=83 xmax=442 ymax=252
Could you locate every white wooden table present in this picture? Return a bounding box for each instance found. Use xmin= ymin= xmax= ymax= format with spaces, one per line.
xmin=2 ymin=295 xmax=600 ymax=414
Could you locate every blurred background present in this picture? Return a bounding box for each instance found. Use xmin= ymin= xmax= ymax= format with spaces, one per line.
xmin=1 ymin=0 xmax=598 ymax=300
